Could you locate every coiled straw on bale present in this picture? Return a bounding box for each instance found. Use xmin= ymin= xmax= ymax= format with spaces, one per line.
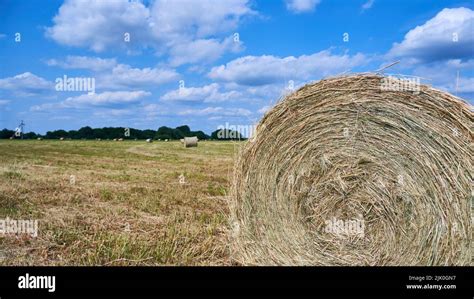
xmin=230 ymin=74 xmax=472 ymax=266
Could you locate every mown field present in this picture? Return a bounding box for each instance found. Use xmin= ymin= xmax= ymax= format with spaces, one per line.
xmin=0 ymin=140 xmax=241 ymax=265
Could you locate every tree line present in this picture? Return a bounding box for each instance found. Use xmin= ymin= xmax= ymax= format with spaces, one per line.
xmin=0 ymin=125 xmax=245 ymax=140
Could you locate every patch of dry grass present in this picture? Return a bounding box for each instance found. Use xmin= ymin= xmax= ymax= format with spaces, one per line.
xmin=0 ymin=140 xmax=240 ymax=265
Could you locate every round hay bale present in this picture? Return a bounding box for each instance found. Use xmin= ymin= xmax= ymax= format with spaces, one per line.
xmin=59 ymin=137 xmax=64 ymax=141
xmin=37 ymin=137 xmax=42 ymax=140
xmin=146 ymin=138 xmax=153 ymax=143
xmin=183 ymin=136 xmax=198 ymax=148
xmin=231 ymin=74 xmax=472 ymax=266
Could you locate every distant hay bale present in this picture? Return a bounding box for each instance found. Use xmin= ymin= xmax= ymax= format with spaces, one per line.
xmin=230 ymin=74 xmax=473 ymax=266
xmin=183 ymin=136 xmax=198 ymax=148
xmin=59 ymin=137 xmax=64 ymax=141
xmin=37 ymin=137 xmax=42 ymax=140
xmin=165 ymin=139 xmax=169 ymax=142
xmin=118 ymin=138 xmax=124 ymax=141
xmin=146 ymin=138 xmax=153 ymax=143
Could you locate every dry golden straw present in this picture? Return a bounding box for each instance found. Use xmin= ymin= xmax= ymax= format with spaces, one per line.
xmin=230 ymin=74 xmax=473 ymax=266
xmin=184 ymin=136 xmax=198 ymax=148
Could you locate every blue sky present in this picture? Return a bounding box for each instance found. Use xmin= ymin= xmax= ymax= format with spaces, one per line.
xmin=0 ymin=0 xmax=473 ymax=134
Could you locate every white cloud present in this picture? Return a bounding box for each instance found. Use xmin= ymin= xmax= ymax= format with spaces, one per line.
xmin=155 ymin=0 xmax=255 ymax=65
xmin=98 ymin=64 xmax=179 ymax=89
xmin=209 ymin=50 xmax=367 ymax=86
xmin=162 ymin=83 xmax=219 ymax=102
xmin=63 ymin=91 xmax=150 ymax=107
xmin=45 ymin=56 xmax=179 ymax=89
xmin=0 ymin=100 xmax=10 ymax=106
xmin=149 ymin=0 xmax=254 ymax=38
xmin=142 ymin=103 xmax=171 ymax=119
xmin=388 ymin=7 xmax=474 ymax=62
xmin=161 ymin=83 xmax=241 ymax=102
xmin=285 ymin=0 xmax=320 ymax=13
xmin=361 ymin=0 xmax=374 ymax=11
xmin=46 ymin=0 xmax=151 ymax=52
xmin=178 ymin=107 xmax=252 ymax=116
xmin=31 ymin=90 xmax=150 ymax=111
xmin=46 ymin=0 xmax=254 ymax=65
xmin=46 ymin=56 xmax=118 ymax=71
xmin=169 ymin=36 xmax=243 ymax=66
xmin=0 ymin=72 xmax=53 ymax=95
xmin=410 ymin=59 xmax=474 ymax=94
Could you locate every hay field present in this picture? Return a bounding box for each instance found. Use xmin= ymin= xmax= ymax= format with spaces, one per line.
xmin=0 ymin=140 xmax=239 ymax=265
